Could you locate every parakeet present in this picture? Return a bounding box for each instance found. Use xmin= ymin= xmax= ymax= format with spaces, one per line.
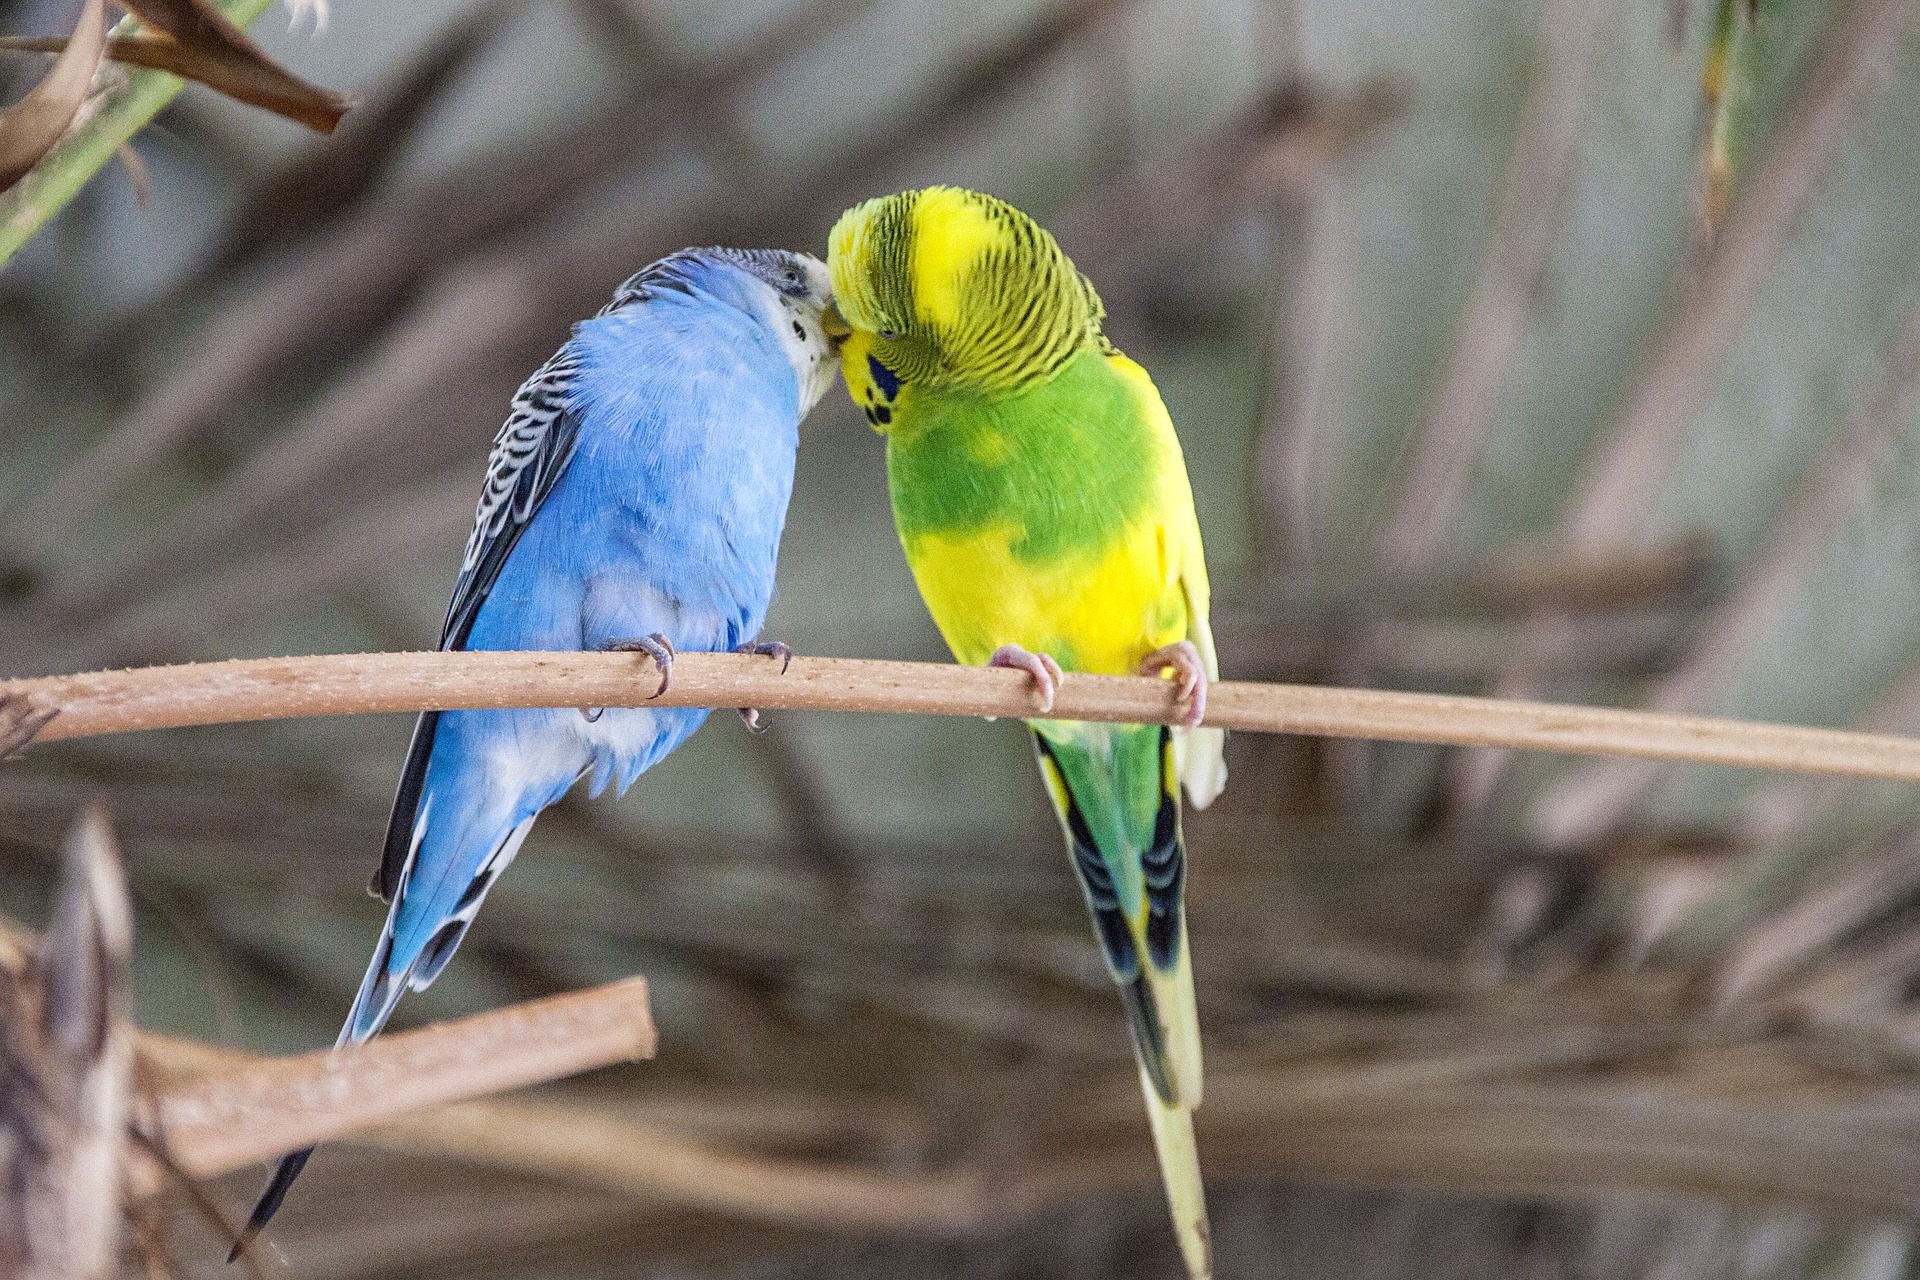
xmin=826 ymin=187 xmax=1227 ymax=1279
xmin=236 ymin=247 xmax=840 ymax=1251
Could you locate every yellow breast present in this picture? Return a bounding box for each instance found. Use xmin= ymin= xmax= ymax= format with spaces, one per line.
xmin=901 ymin=428 xmax=1199 ymax=677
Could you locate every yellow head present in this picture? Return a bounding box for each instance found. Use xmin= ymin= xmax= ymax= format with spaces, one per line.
xmin=825 ymin=187 xmax=1106 ymax=408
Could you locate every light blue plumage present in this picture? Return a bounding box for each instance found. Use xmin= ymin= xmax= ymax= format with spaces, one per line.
xmin=238 ymin=247 xmax=840 ymax=1248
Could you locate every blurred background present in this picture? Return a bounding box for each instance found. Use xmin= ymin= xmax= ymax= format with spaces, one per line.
xmin=4 ymin=0 xmax=1920 ymax=1275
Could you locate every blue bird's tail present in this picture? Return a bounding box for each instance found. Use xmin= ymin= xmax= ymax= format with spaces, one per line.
xmin=232 ymin=752 xmax=542 ymax=1261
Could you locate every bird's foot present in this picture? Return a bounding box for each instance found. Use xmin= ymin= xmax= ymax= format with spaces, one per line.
xmin=738 ymin=639 xmax=793 ymax=673
xmin=735 ymin=639 xmax=793 ymax=732
xmin=1139 ymin=640 xmax=1208 ymax=729
xmin=602 ymin=633 xmax=676 ymax=697
xmin=989 ymin=643 xmax=1065 ymax=715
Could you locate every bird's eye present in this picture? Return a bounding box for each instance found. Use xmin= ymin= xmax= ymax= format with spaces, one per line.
xmin=783 ymin=268 xmax=800 ymax=284
xmin=878 ymin=328 xmax=900 ymax=341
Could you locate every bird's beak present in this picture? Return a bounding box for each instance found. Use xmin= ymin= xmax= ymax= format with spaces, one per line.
xmin=821 ymin=301 xmax=852 ymax=348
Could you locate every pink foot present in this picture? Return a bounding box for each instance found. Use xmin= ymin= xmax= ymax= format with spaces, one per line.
xmin=989 ymin=643 xmax=1065 ymax=714
xmin=1141 ymin=640 xmax=1208 ymax=729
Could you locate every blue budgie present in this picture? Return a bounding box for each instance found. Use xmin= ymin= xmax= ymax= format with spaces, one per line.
xmin=236 ymin=247 xmax=841 ymax=1250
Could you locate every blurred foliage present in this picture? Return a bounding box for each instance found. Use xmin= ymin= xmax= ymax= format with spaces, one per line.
xmin=0 ymin=0 xmax=104 ymax=191
xmin=2 ymin=0 xmax=1920 ymax=1276
xmin=0 ymin=0 xmax=348 ymax=263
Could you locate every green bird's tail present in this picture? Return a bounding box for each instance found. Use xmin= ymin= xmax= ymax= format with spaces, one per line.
xmin=1032 ymin=724 xmax=1211 ymax=1280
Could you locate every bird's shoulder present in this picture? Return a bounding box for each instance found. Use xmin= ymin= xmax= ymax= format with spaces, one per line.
xmin=569 ymin=297 xmax=796 ymax=428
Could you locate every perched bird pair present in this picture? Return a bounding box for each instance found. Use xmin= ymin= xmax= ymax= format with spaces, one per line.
xmin=242 ymin=189 xmax=1225 ymax=1279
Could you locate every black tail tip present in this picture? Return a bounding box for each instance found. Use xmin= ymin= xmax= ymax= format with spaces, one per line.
xmin=229 ymin=1147 xmax=315 ymax=1263
xmin=1119 ymin=977 xmax=1179 ymax=1105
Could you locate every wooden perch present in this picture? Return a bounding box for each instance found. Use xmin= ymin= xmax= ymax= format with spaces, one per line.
xmin=146 ymin=977 xmax=655 ymax=1180
xmin=6 ymin=651 xmax=1920 ymax=784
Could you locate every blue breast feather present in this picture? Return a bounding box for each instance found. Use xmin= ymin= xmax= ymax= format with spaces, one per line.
xmin=468 ymin=290 xmax=802 ymax=655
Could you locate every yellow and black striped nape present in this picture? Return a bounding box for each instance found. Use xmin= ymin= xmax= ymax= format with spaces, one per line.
xmin=827 ymin=186 xmax=1107 ymax=395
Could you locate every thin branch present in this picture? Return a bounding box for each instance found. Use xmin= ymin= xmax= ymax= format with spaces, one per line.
xmin=144 ymin=977 xmax=654 ymax=1180
xmin=6 ymin=652 xmax=1920 ymax=783
xmin=0 ymin=0 xmax=278 ymax=267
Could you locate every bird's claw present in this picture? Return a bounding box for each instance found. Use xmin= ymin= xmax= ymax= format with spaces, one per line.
xmin=737 ymin=639 xmax=793 ymax=674
xmin=735 ymin=639 xmax=792 ymax=731
xmin=602 ymin=632 xmax=676 ymax=698
xmin=989 ymin=643 xmax=1065 ymax=715
xmin=1140 ymin=640 xmax=1208 ymax=729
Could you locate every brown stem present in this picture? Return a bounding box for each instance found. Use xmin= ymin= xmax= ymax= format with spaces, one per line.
xmin=144 ymin=977 xmax=654 ymax=1180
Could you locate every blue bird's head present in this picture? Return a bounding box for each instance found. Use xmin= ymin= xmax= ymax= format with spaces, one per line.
xmin=605 ymin=247 xmax=843 ymax=414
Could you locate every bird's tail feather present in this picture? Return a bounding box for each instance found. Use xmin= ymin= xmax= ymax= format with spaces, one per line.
xmin=230 ymin=878 xmax=420 ymax=1261
xmin=231 ymin=805 xmax=535 ymax=1261
xmin=1142 ymin=1072 xmax=1213 ymax=1280
xmin=1175 ymin=723 xmax=1228 ymax=811
xmin=1032 ymin=726 xmax=1209 ymax=1278
xmin=1034 ymin=727 xmax=1203 ymax=1103
xmin=343 ymin=898 xmax=418 ymax=1046
xmin=231 ymin=1150 xmax=312 ymax=1260
xmin=1121 ymin=911 xmax=1203 ymax=1107
xmin=1175 ymin=600 xmax=1228 ymax=810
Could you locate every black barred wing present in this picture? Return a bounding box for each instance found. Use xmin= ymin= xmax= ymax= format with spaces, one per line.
xmin=441 ymin=347 xmax=584 ymax=649
xmin=372 ymin=347 xmax=583 ymax=904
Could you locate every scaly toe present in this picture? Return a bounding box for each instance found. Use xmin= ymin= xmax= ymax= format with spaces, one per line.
xmin=602 ymin=632 xmax=675 ymax=698
xmin=735 ymin=640 xmax=792 ymax=727
xmin=738 ymin=639 xmax=794 ymax=675
xmin=1141 ymin=640 xmax=1209 ymax=729
xmin=1178 ymin=682 xmax=1207 ymax=729
xmin=989 ymin=643 xmax=1063 ymax=715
